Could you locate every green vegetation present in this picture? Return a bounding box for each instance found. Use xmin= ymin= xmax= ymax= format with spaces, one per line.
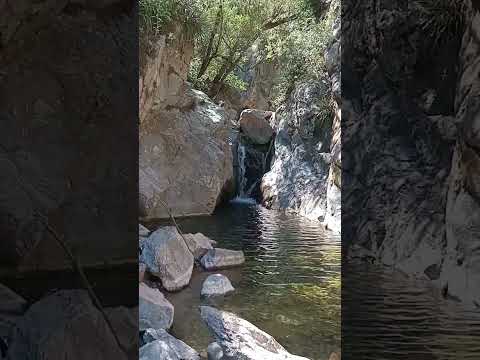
xmin=140 ymin=0 xmax=337 ymax=105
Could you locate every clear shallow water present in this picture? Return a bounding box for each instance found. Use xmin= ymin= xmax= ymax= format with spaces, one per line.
xmin=343 ymin=262 xmax=480 ymax=360
xmin=149 ymin=201 xmax=340 ymax=360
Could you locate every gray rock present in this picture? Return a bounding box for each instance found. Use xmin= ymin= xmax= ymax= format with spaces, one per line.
xmin=200 ymin=306 xmax=310 ymax=360
xmin=139 ymin=224 xmax=150 ymax=237
xmin=140 ymin=226 xmax=194 ymax=291
xmin=207 ymin=342 xmax=223 ymax=360
xmin=139 ymin=340 xmax=180 ymax=360
xmin=0 ymin=284 xmax=27 ymax=344
xmin=141 ymin=329 xmax=200 ymax=360
xmin=200 ymin=249 xmax=245 ymax=270
xmin=183 ymin=233 xmax=215 ymax=260
xmin=201 ymin=274 xmax=235 ymax=297
xmin=239 ymin=109 xmax=274 ymax=145
xmin=105 ymin=306 xmax=138 ymax=356
xmin=139 ymin=263 xmax=146 ymax=282
xmin=139 ymin=283 xmax=174 ymax=331
xmin=6 ymin=290 xmax=127 ymax=360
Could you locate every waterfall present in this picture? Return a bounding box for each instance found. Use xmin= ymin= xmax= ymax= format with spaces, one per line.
xmin=237 ymin=142 xmax=248 ymax=198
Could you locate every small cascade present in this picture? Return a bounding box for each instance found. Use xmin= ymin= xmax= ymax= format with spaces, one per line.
xmin=237 ymin=142 xmax=249 ymax=198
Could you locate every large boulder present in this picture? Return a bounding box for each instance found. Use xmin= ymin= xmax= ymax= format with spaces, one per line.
xmin=183 ymin=233 xmax=216 ymax=260
xmin=139 ymin=340 xmax=180 ymax=360
xmin=201 ymin=274 xmax=235 ymax=297
xmin=139 ymin=283 xmax=174 ymax=331
xmin=6 ymin=290 xmax=127 ymax=360
xmin=200 ymin=249 xmax=245 ymax=270
xmin=140 ymin=86 xmax=234 ymax=219
xmin=140 ymin=226 xmax=193 ymax=291
xmin=239 ymin=109 xmax=274 ymax=145
xmin=200 ymin=306 xmax=310 ymax=360
xmin=141 ymin=329 xmax=200 ymax=360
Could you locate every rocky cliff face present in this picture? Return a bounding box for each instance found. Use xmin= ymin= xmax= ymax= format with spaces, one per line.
xmin=139 ymin=29 xmax=234 ymax=219
xmin=343 ymin=0 xmax=480 ymax=305
xmin=260 ymin=2 xmax=341 ymax=233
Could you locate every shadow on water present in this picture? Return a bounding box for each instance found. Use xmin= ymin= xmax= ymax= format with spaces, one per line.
xmin=148 ymin=201 xmax=341 ymax=360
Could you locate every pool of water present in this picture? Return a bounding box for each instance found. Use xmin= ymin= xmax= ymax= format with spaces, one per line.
xmin=148 ymin=201 xmax=340 ymax=360
xmin=343 ymin=262 xmax=480 ymax=359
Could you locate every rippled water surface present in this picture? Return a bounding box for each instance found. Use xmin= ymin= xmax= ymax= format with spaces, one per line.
xmin=343 ymin=262 xmax=480 ymax=359
xmin=149 ymin=201 xmax=340 ymax=360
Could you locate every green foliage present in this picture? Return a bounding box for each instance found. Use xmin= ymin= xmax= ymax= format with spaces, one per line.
xmin=139 ymin=0 xmax=201 ymax=38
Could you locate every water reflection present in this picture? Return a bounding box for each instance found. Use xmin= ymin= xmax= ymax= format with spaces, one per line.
xmin=150 ymin=202 xmax=340 ymax=360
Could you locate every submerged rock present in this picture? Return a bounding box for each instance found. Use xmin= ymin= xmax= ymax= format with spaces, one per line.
xmin=139 ymin=283 xmax=174 ymax=331
xmin=140 ymin=226 xmax=194 ymax=291
xmin=201 ymin=274 xmax=235 ymax=297
xmin=183 ymin=233 xmax=215 ymax=260
xmin=6 ymin=290 xmax=127 ymax=360
xmin=239 ymin=109 xmax=274 ymax=145
xmin=200 ymin=306 xmax=310 ymax=360
xmin=200 ymin=249 xmax=245 ymax=270
xmin=207 ymin=342 xmax=223 ymax=360
xmin=141 ymin=329 xmax=200 ymax=360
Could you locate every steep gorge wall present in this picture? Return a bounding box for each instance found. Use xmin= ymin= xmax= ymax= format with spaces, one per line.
xmin=139 ymin=28 xmax=234 ymax=219
xmin=343 ymin=0 xmax=480 ymax=305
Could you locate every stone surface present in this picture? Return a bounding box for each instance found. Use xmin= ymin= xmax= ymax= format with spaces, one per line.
xmin=207 ymin=342 xmax=224 ymax=360
xmin=200 ymin=249 xmax=245 ymax=270
xmin=239 ymin=109 xmax=274 ymax=145
xmin=201 ymin=274 xmax=235 ymax=297
xmin=200 ymin=306 xmax=310 ymax=360
xmin=139 ymin=340 xmax=179 ymax=360
xmin=140 ymin=226 xmax=194 ymax=291
xmin=139 ymin=283 xmax=174 ymax=331
xmin=6 ymin=290 xmax=127 ymax=360
xmin=139 ymin=30 xmax=234 ymax=219
xmin=139 ymin=224 xmax=150 ymax=238
xmin=0 ymin=284 xmax=27 ymax=344
xmin=139 ymin=263 xmax=146 ymax=282
xmin=141 ymin=329 xmax=200 ymax=360
xmin=183 ymin=233 xmax=215 ymax=260
xmin=261 ymin=81 xmax=334 ymax=224
xmin=105 ymin=306 xmax=138 ymax=357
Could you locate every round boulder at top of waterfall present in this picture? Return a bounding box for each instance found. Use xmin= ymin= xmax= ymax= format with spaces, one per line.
xmin=239 ymin=109 xmax=274 ymax=145
xmin=139 ymin=283 xmax=174 ymax=331
xmin=201 ymin=274 xmax=235 ymax=297
xmin=140 ymin=226 xmax=194 ymax=291
xmin=200 ymin=248 xmax=245 ymax=270
xmin=200 ymin=306 xmax=310 ymax=360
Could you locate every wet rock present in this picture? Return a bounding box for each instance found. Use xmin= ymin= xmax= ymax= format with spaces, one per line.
xmin=141 ymin=329 xmax=200 ymax=360
xmin=201 ymin=274 xmax=235 ymax=297
xmin=139 ymin=283 xmax=174 ymax=331
xmin=239 ymin=109 xmax=274 ymax=145
xmin=183 ymin=233 xmax=215 ymax=260
xmin=200 ymin=249 xmax=245 ymax=270
xmin=105 ymin=306 xmax=138 ymax=357
xmin=207 ymin=342 xmax=223 ymax=360
xmin=140 ymin=226 xmax=194 ymax=291
xmin=200 ymin=306 xmax=310 ymax=360
xmin=6 ymin=290 xmax=126 ymax=360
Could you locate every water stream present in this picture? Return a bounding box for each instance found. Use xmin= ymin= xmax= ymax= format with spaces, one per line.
xmin=150 ymin=201 xmax=341 ymax=360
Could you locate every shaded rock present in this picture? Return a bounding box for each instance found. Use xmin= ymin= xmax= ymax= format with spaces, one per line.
xmin=207 ymin=342 xmax=223 ymax=360
xmin=239 ymin=109 xmax=274 ymax=145
xmin=140 ymin=226 xmax=193 ymax=291
xmin=139 ymin=224 xmax=150 ymax=237
xmin=200 ymin=306 xmax=310 ymax=360
xmin=0 ymin=284 xmax=27 ymax=345
xmin=183 ymin=233 xmax=215 ymax=260
xmin=201 ymin=274 xmax=235 ymax=297
xmin=200 ymin=249 xmax=245 ymax=270
xmin=139 ymin=283 xmax=174 ymax=331
xmin=141 ymin=329 xmax=200 ymax=360
xmin=6 ymin=290 xmax=126 ymax=360
xmin=139 ymin=263 xmax=146 ymax=282
xmin=105 ymin=306 xmax=138 ymax=357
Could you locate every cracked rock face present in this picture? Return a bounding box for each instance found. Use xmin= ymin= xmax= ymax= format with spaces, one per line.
xmin=139 ymin=283 xmax=174 ymax=331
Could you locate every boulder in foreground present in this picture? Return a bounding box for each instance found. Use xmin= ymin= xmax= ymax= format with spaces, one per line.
xmin=200 ymin=249 xmax=245 ymax=270
xmin=139 ymin=283 xmax=174 ymax=331
xmin=141 ymin=329 xmax=200 ymax=360
xmin=200 ymin=306 xmax=310 ymax=360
